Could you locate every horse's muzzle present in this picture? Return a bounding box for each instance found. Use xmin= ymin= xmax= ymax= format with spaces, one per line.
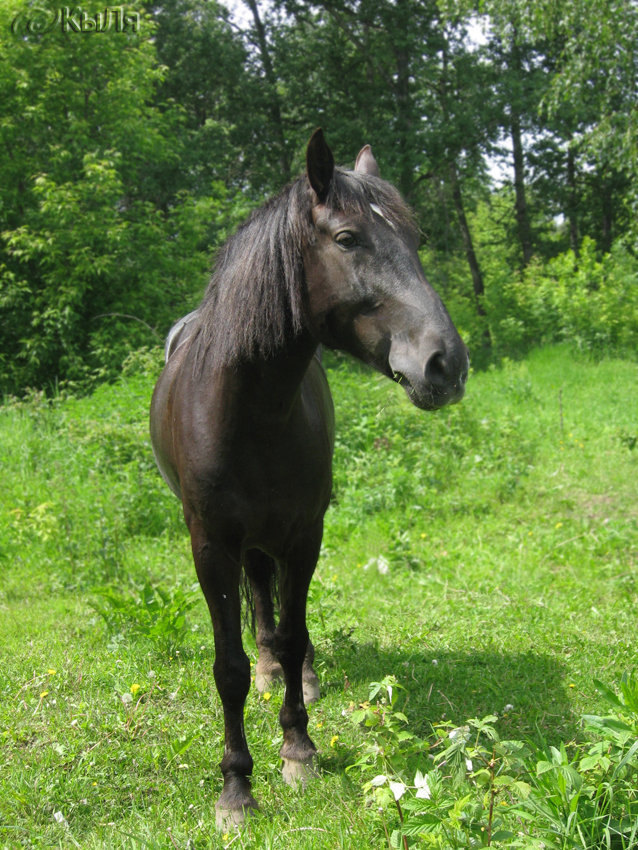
xmin=391 ymin=345 xmax=469 ymax=411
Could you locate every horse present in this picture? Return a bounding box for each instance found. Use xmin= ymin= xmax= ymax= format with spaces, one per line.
xmin=149 ymin=129 xmax=469 ymax=829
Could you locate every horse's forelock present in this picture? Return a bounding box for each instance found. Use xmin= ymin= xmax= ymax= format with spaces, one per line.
xmin=327 ymin=169 xmax=418 ymax=240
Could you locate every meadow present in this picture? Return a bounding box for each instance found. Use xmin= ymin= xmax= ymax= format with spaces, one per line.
xmin=1 ymin=344 xmax=636 ymax=849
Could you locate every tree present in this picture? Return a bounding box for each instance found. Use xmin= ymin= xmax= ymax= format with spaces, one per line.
xmin=0 ymin=0 xmax=229 ymax=393
xmin=481 ymin=0 xmax=638 ymax=254
xmin=148 ymin=0 xmax=263 ymax=194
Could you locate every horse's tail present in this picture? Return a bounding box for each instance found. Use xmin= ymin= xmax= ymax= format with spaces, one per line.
xmin=240 ymin=554 xmax=280 ymax=636
xmin=164 ymin=310 xmax=200 ymax=363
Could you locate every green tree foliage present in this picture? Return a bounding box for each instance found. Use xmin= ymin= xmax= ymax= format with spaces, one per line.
xmin=541 ymin=0 xmax=638 ymax=246
xmin=0 ymin=0 xmax=240 ymax=393
xmin=479 ymin=0 xmax=638 ymax=254
xmin=0 ymin=0 xmax=636 ymax=395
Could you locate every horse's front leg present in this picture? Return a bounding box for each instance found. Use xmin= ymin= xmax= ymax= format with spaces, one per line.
xmin=274 ymin=527 xmax=322 ymax=786
xmin=246 ymin=550 xmax=320 ymax=705
xmin=188 ymin=520 xmax=257 ymax=830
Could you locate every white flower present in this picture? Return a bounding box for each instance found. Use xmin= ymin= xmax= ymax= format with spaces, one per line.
xmin=503 ymin=703 xmax=514 ymax=712
xmin=370 ymin=774 xmax=387 ymax=787
xmin=466 ymin=758 xmax=473 ymax=772
xmin=377 ymin=556 xmax=390 ymax=575
xmin=449 ymin=725 xmax=470 ymax=741
xmin=414 ymin=770 xmax=431 ymax=799
xmin=390 ymin=781 xmax=407 ymax=801
xmin=364 ymin=556 xmax=390 ymax=574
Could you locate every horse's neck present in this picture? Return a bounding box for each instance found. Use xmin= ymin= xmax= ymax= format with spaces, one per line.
xmin=208 ymin=333 xmax=320 ymax=424
xmin=256 ymin=337 xmax=320 ymax=417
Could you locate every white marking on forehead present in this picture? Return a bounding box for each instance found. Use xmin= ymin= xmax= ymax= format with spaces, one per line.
xmin=370 ymin=203 xmax=396 ymax=231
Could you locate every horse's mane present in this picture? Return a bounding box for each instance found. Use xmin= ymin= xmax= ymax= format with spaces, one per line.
xmin=193 ymin=167 xmax=417 ymax=368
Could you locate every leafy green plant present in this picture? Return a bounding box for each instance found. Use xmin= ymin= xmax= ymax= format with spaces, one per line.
xmin=522 ymin=672 xmax=638 ymax=850
xmin=484 ymin=239 xmax=638 ymax=362
xmin=346 ymin=675 xmax=638 ymax=849
xmin=91 ymin=580 xmax=199 ymax=653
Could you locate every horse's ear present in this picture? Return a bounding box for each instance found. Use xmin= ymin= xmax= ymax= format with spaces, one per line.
xmin=354 ymin=144 xmax=380 ymax=177
xmin=306 ymin=128 xmax=334 ymax=202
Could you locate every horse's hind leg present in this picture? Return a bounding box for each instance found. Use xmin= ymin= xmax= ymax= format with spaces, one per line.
xmin=246 ymin=550 xmax=320 ymax=705
xmin=245 ymin=551 xmax=284 ymax=692
xmin=274 ymin=527 xmax=322 ymax=786
xmin=301 ymin=636 xmax=320 ymax=705
xmin=189 ymin=521 xmax=258 ymax=829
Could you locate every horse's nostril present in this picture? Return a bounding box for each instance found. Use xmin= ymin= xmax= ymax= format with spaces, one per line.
xmin=424 ymin=350 xmax=448 ymax=387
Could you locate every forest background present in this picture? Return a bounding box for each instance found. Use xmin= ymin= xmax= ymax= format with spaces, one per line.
xmin=0 ymin=0 xmax=637 ymax=396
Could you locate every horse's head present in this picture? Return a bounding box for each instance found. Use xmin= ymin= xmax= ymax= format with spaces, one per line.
xmin=303 ymin=129 xmax=469 ymax=411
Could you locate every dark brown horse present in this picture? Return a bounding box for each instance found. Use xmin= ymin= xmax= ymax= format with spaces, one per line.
xmin=150 ymin=130 xmax=468 ymax=828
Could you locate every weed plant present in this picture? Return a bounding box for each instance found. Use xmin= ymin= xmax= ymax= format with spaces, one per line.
xmin=0 ymin=344 xmax=636 ymax=848
xmin=346 ymin=673 xmax=638 ymax=848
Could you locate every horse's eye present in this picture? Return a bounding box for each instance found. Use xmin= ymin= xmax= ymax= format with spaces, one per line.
xmin=335 ymin=231 xmax=357 ymax=249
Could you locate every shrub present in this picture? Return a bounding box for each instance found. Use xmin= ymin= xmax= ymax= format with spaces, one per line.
xmin=485 ymin=239 xmax=638 ymax=360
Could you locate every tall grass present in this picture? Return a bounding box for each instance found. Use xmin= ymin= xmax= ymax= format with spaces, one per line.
xmin=0 ymin=345 xmax=636 ymax=848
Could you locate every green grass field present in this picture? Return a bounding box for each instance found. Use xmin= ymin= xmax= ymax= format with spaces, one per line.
xmin=1 ymin=345 xmax=637 ymax=848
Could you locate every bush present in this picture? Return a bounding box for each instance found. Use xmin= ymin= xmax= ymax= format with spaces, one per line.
xmin=485 ymin=239 xmax=638 ymax=360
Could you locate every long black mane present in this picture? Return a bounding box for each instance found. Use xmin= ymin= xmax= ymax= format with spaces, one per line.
xmin=194 ymin=167 xmax=417 ymax=367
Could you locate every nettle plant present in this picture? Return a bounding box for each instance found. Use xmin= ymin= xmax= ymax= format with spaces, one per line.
xmin=346 ymin=674 xmax=638 ymax=849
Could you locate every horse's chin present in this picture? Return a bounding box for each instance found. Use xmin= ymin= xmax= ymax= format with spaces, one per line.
xmin=395 ymin=374 xmax=465 ymax=411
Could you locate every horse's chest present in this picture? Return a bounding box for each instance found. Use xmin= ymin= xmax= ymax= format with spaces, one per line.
xmin=247 ymin=426 xmax=331 ymax=507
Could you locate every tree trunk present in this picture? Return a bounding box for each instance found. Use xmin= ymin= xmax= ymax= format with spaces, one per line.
xmin=566 ymin=144 xmax=580 ymax=257
xmin=511 ymin=111 xmax=533 ymax=267
xmin=393 ymin=0 xmax=414 ymax=201
xmin=448 ymin=160 xmax=485 ymax=311
xmin=600 ymin=177 xmax=613 ymax=253
xmin=449 ymin=160 xmax=491 ymax=351
xmin=244 ymin=0 xmax=290 ymax=183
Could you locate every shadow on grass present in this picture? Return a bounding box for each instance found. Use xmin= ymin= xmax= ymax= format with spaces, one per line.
xmin=317 ymin=632 xmax=576 ymax=745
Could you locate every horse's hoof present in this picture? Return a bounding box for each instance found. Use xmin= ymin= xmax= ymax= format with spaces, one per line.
xmin=302 ymin=678 xmax=320 ymax=705
xmin=215 ymin=800 xmax=258 ymax=831
xmin=255 ymin=665 xmax=283 ymax=694
xmin=282 ymin=755 xmax=317 ymax=788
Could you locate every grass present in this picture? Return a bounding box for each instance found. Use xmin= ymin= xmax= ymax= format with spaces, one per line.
xmin=0 ymin=344 xmax=636 ymax=848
